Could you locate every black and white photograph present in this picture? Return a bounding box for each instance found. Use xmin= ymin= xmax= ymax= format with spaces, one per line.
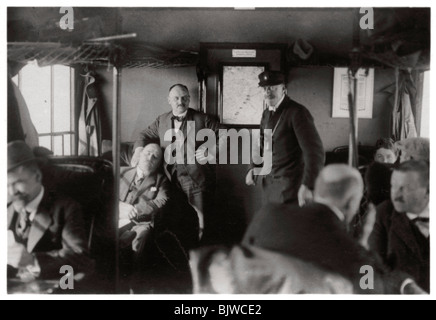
xmin=3 ymin=3 xmax=433 ymax=302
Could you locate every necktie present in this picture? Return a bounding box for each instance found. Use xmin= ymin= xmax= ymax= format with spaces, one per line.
xmin=135 ymin=175 xmax=144 ymax=187
xmin=17 ymin=210 xmax=31 ymax=239
xmin=412 ymin=217 xmax=429 ymax=223
xmin=412 ymin=217 xmax=430 ymax=238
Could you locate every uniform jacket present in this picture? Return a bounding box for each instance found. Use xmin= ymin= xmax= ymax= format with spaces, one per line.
xmin=255 ymin=96 xmax=324 ymax=190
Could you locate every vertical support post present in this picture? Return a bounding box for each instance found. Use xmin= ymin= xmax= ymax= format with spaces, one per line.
xmin=112 ymin=66 xmax=121 ymax=293
xmin=348 ymin=72 xmax=359 ymax=168
xmin=348 ymin=8 xmax=361 ymax=168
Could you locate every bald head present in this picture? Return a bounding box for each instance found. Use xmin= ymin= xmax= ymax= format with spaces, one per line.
xmin=314 ymin=164 xmax=364 ymax=222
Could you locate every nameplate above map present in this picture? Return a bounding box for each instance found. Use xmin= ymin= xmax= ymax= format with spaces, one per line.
xmin=232 ymin=50 xmax=257 ymax=58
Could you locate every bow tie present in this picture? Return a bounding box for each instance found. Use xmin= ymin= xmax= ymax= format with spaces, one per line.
xmin=412 ymin=217 xmax=429 ymax=223
xmin=268 ymin=107 xmax=277 ymax=112
xmin=171 ymin=115 xmax=186 ymax=122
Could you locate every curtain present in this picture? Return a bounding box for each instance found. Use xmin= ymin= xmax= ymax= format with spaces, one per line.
xmin=384 ymin=69 xmax=418 ymax=141
xmin=78 ymin=71 xmax=101 ymax=156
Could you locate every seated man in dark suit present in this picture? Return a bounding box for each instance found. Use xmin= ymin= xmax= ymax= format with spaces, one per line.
xmin=243 ymin=164 xmax=425 ymax=294
xmin=7 ymin=141 xmax=94 ymax=281
xmin=369 ymin=160 xmax=430 ymax=293
xmin=119 ymin=143 xmax=170 ymax=256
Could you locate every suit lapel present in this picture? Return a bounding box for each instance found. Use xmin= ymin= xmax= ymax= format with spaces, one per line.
xmin=391 ymin=211 xmax=421 ymax=258
xmin=27 ymin=194 xmax=53 ymax=253
xmin=120 ymin=168 xmax=137 ymax=201
xmin=7 ymin=205 xmax=17 ymax=230
xmin=132 ymin=174 xmax=158 ymax=203
xmin=183 ymin=109 xmax=195 ymax=144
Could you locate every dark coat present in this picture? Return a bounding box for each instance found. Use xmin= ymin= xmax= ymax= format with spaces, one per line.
xmin=255 ymin=96 xmax=324 ymax=197
xmin=243 ymin=203 xmax=408 ymax=294
xmin=134 ymin=108 xmax=222 ymax=191
xmin=369 ymin=200 xmax=430 ymax=292
xmin=8 ymin=192 xmax=94 ymax=279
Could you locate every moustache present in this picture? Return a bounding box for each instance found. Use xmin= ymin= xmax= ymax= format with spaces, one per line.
xmin=393 ymin=197 xmax=404 ymax=203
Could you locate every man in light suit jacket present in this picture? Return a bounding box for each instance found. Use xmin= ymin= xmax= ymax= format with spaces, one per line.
xmin=132 ymin=84 xmax=224 ymax=241
xmin=246 ymin=71 xmax=325 ymax=207
xmin=119 ymin=143 xmax=170 ymax=254
xmin=369 ymin=160 xmax=430 ymax=293
xmin=7 ymin=141 xmax=94 ymax=280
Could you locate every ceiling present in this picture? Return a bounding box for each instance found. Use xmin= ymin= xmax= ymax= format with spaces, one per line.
xmin=7 ymin=7 xmax=430 ymax=69
xmin=8 ymin=7 xmax=355 ymax=56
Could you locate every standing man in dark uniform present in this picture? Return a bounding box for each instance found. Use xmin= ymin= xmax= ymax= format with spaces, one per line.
xmin=132 ymin=84 xmax=224 ymax=241
xmin=246 ymin=71 xmax=325 ymax=206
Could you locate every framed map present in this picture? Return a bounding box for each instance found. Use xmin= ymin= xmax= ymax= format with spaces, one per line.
xmin=221 ymin=65 xmax=267 ymax=126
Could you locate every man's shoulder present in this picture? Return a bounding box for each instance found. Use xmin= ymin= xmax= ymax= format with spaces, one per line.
xmin=283 ymin=97 xmax=311 ymax=115
xmin=156 ymin=111 xmax=173 ymax=121
xmin=190 ymin=109 xmax=219 ymax=122
xmin=376 ymin=200 xmax=396 ymax=218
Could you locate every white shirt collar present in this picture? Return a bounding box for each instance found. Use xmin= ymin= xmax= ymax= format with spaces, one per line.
xmin=407 ymin=205 xmax=430 ymax=238
xmin=406 ymin=205 xmax=429 ymax=220
xmin=268 ymin=95 xmax=286 ymax=112
xmin=172 ymin=110 xmax=188 ymax=119
xmin=315 ymin=199 xmax=346 ymax=222
xmin=25 ymin=187 xmax=45 ymax=222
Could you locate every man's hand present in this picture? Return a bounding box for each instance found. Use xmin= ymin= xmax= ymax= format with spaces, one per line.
xmin=195 ymin=146 xmax=215 ymax=164
xmin=119 ymin=202 xmax=138 ymax=221
xmin=298 ymin=184 xmax=313 ymax=207
xmin=130 ymin=147 xmax=144 ymax=167
xmin=8 ymin=232 xmax=35 ymax=269
xmin=245 ymin=169 xmax=256 ymax=186
xmin=359 ymin=203 xmax=377 ymax=250
xmin=403 ymin=281 xmax=428 ymax=295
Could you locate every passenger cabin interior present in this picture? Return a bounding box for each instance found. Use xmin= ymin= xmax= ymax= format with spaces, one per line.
xmin=7 ymin=7 xmax=430 ymax=294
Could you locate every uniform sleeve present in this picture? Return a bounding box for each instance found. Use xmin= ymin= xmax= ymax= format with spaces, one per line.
xmin=250 ymin=110 xmax=268 ymax=171
xmin=292 ymin=107 xmax=325 ymax=189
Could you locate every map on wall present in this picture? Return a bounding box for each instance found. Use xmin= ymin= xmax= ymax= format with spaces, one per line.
xmin=222 ymin=66 xmax=266 ymax=125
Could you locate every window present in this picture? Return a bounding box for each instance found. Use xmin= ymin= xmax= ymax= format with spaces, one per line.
xmin=420 ymin=71 xmax=430 ymax=138
xmin=13 ymin=64 xmax=75 ymax=156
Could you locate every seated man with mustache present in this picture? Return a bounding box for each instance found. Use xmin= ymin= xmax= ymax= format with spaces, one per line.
xmin=369 ymin=160 xmax=430 ymax=293
xmin=7 ymin=141 xmax=94 ymax=281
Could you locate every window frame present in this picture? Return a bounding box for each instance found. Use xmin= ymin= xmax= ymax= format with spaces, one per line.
xmin=14 ymin=64 xmax=77 ymax=156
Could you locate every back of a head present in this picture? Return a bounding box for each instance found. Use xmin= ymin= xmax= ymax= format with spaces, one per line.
xmin=314 ymin=164 xmax=363 ymax=217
